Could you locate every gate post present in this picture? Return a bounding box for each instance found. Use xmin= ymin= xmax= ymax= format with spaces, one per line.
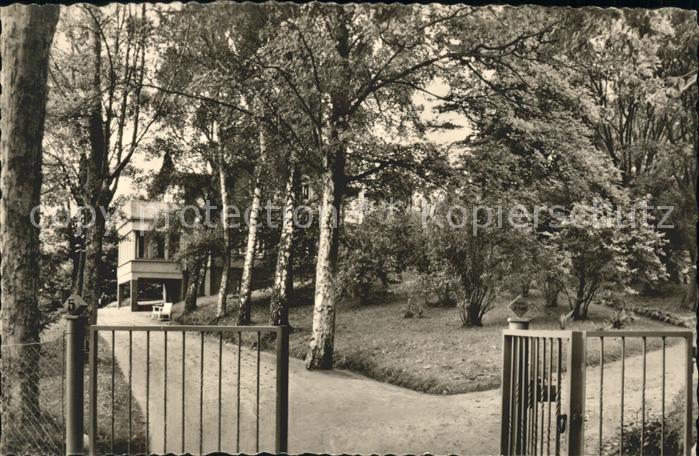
xmin=500 ymin=332 xmax=514 ymax=453
xmin=275 ymin=325 xmax=289 ymax=454
xmin=65 ymin=309 xmax=87 ymax=455
xmin=501 ymin=318 xmax=530 ymax=455
xmin=567 ymin=331 xmax=586 ymax=455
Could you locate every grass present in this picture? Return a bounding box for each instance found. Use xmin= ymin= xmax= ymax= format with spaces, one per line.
xmin=621 ymin=285 xmax=696 ymax=318
xmin=176 ymin=281 xmax=685 ymax=395
xmin=5 ymin=322 xmax=147 ymax=455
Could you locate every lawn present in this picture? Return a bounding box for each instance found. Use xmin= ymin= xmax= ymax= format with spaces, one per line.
xmin=176 ymin=281 xmax=687 ymax=395
xmin=621 ymin=285 xmax=696 ymax=317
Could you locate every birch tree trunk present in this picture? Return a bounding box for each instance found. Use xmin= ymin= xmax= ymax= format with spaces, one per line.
xmin=217 ymin=163 xmax=232 ymax=318
xmin=306 ymin=10 xmax=349 ymax=369
xmin=0 ymin=5 xmax=59 ymax=451
xmin=270 ymin=163 xmax=299 ymax=326
xmin=236 ymin=122 xmax=267 ymax=325
xmin=682 ymin=242 xmax=697 ymax=310
xmin=678 ymin=199 xmax=697 ymax=310
xmin=306 ymin=142 xmax=345 ymax=369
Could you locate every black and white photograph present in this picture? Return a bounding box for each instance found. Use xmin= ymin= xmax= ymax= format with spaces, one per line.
xmin=0 ymin=1 xmax=697 ymax=455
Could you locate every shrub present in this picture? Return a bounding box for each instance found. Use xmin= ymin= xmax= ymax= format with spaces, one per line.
xmin=550 ymin=200 xmax=667 ymax=320
xmin=418 ymin=202 xmax=521 ymax=327
xmin=336 ymin=210 xmax=416 ymax=305
xmin=417 ymin=270 xmax=459 ymax=307
xmin=402 ymin=297 xmax=424 ymax=318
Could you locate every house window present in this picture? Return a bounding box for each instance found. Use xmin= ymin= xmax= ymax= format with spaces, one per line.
xmin=145 ymin=231 xmax=165 ymax=259
xmin=136 ymin=230 xmax=166 ymax=259
xmin=136 ymin=231 xmax=145 ymax=259
xmin=153 ymin=233 xmax=165 ymax=259
xmin=168 ymin=233 xmax=180 ymax=259
xmin=301 ymin=178 xmax=310 ymax=200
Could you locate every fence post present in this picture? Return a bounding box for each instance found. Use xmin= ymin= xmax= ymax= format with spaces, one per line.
xmin=275 ymin=325 xmax=289 ymax=454
xmin=499 ymin=332 xmax=513 ymax=454
xmin=684 ymin=334 xmax=693 ymax=456
xmin=65 ymin=311 xmax=87 ymax=455
xmin=567 ymin=331 xmax=586 ymax=455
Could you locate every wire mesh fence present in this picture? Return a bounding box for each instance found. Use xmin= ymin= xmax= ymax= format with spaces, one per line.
xmin=0 ymin=335 xmax=65 ymax=455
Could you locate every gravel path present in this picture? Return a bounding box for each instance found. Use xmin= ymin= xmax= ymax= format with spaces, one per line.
xmin=97 ymin=307 xmax=692 ymax=455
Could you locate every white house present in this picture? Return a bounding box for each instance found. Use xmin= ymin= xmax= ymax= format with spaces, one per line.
xmin=116 ymin=200 xmax=188 ymax=311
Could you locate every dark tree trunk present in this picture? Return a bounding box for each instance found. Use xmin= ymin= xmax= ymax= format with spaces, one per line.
xmin=82 ymin=208 xmax=105 ymax=323
xmin=0 ymin=5 xmax=59 ymax=451
xmin=543 ymin=275 xmax=560 ymax=307
xmin=185 ymin=254 xmax=206 ymax=313
xmin=82 ymin=7 xmax=108 ymax=324
xmin=571 ymin=276 xmax=595 ymax=321
xmin=683 ymin=265 xmax=697 ymax=311
xmin=71 ymin=229 xmax=86 ymax=296
xmin=466 ymin=304 xmax=484 ymax=327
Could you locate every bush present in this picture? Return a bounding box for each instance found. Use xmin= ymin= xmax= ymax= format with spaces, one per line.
xmin=336 ymin=210 xmax=416 ymax=305
xmin=418 ymin=201 xmax=522 ymax=327
xmin=417 ymin=271 xmax=459 ymax=307
xmin=402 ymin=297 xmax=424 ymax=318
xmin=550 ymin=200 xmax=667 ymax=320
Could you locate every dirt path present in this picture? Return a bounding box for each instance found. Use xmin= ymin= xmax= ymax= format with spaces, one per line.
xmin=97 ymin=307 xmax=691 ymax=455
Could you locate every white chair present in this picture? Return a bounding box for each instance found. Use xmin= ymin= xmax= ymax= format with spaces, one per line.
xmin=147 ymin=300 xmax=164 ymax=319
xmin=152 ymin=302 xmax=173 ymax=321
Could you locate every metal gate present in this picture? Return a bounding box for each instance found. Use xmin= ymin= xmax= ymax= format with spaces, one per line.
xmin=64 ymin=309 xmax=289 ymax=455
xmin=500 ymin=329 xmax=693 ymax=456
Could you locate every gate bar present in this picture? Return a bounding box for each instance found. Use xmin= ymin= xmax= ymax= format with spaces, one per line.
xmin=91 ymin=324 xmax=280 ymax=333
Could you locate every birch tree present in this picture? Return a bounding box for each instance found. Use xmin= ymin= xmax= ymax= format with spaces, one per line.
xmin=236 ymin=105 xmax=267 ymax=324
xmin=269 ymin=153 xmax=300 ymax=326
xmin=253 ymin=4 xmax=558 ymax=368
